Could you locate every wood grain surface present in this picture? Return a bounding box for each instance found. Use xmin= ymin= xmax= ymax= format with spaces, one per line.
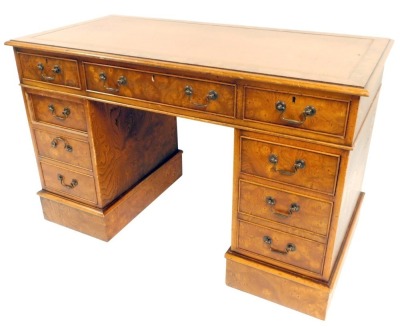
xmin=5 ymin=16 xmax=393 ymax=319
xmin=87 ymin=102 xmax=178 ymax=207
xmin=7 ymin=16 xmax=392 ymax=89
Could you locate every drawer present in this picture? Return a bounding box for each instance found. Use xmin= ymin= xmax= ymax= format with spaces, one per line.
xmin=237 ymin=220 xmax=326 ymax=274
xmin=18 ymin=53 xmax=80 ymax=88
xmin=84 ymin=63 xmax=235 ymax=117
xmin=34 ymin=129 xmax=92 ymax=170
xmin=238 ymin=180 xmax=332 ymax=236
xmin=240 ymin=136 xmax=340 ymax=194
xmin=40 ymin=161 xmax=97 ymax=204
xmin=244 ymin=87 xmax=350 ymax=138
xmin=29 ymin=93 xmax=87 ymax=132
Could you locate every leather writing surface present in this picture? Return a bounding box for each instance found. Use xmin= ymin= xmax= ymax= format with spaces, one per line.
xmin=9 ymin=16 xmax=391 ymax=88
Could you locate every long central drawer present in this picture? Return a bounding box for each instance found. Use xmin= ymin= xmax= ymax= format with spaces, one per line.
xmin=84 ymin=63 xmax=236 ymax=117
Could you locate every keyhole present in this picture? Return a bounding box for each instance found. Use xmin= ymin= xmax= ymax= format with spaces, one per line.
xmin=292 ymin=96 xmax=296 ymax=103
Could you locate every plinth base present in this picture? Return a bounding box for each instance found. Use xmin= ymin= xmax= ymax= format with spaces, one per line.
xmin=38 ymin=151 xmax=182 ymax=241
xmin=226 ymin=192 xmax=364 ymax=320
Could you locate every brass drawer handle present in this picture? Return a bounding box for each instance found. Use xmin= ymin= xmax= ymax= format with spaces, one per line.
xmin=51 ymin=137 xmax=73 ymax=152
xmin=265 ymin=196 xmax=300 ymax=218
xmin=184 ymin=85 xmax=218 ymax=109
xmin=268 ymin=154 xmax=305 ymax=176
xmin=57 ymin=174 xmax=78 ymax=189
xmin=99 ymin=72 xmax=127 ymax=93
xmin=37 ymin=63 xmax=62 ymax=81
xmin=48 ymin=104 xmax=70 ymax=120
xmin=263 ymin=236 xmax=296 ymax=255
xmin=275 ymin=100 xmax=316 ymax=125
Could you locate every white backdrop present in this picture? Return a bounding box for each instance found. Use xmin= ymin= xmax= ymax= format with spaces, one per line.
xmin=1 ymin=1 xmax=399 ymax=327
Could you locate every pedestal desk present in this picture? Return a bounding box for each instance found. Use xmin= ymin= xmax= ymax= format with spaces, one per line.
xmin=5 ymin=16 xmax=392 ymax=319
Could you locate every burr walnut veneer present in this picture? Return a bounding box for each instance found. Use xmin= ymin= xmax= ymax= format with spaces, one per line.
xmin=5 ymin=16 xmax=392 ymax=319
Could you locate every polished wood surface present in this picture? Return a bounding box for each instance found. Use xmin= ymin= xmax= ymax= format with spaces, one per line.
xmin=8 ymin=16 xmax=391 ymax=90
xmin=5 ymin=16 xmax=392 ymax=320
xmin=244 ymin=86 xmax=350 ymax=137
xmin=40 ymin=160 xmax=97 ymax=204
xmin=33 ymin=128 xmax=92 ymax=170
xmin=226 ymin=192 xmax=365 ymax=320
xmin=84 ymin=62 xmax=236 ymax=117
xmin=18 ymin=52 xmax=80 ymax=88
xmin=28 ymin=90 xmax=88 ymax=132
xmin=39 ymin=151 xmax=183 ymax=241
xmin=237 ymin=220 xmax=326 ymax=274
xmin=239 ymin=134 xmax=340 ymax=195
xmin=238 ymin=180 xmax=333 ymax=237
xmin=87 ymin=102 xmax=178 ymax=207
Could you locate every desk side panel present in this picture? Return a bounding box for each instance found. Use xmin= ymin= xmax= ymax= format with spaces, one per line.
xmin=87 ymin=102 xmax=178 ymax=207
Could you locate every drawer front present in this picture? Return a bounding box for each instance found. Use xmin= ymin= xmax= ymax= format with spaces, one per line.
xmin=244 ymin=87 xmax=350 ymax=137
xmin=19 ymin=53 xmax=80 ymax=88
xmin=240 ymin=137 xmax=340 ymax=194
xmin=29 ymin=93 xmax=87 ymax=132
xmin=34 ymin=129 xmax=92 ymax=170
xmin=40 ymin=162 xmax=97 ymax=204
xmin=238 ymin=180 xmax=332 ymax=236
xmin=84 ymin=63 xmax=235 ymax=117
xmin=238 ymin=220 xmax=325 ymax=274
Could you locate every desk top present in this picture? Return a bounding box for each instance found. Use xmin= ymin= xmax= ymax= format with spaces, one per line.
xmin=6 ymin=15 xmax=392 ymax=94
